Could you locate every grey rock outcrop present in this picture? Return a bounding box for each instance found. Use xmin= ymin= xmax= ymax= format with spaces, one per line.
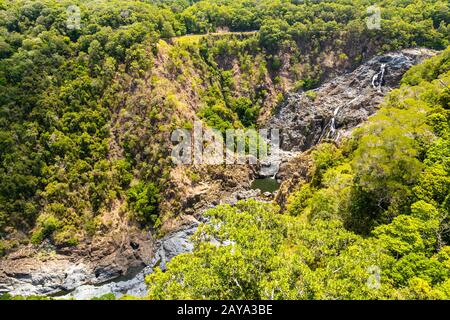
xmin=0 ymin=230 xmax=153 ymax=297
xmin=149 ymin=224 xmax=198 ymax=272
xmin=59 ymin=223 xmax=200 ymax=299
xmin=268 ymin=48 xmax=436 ymax=152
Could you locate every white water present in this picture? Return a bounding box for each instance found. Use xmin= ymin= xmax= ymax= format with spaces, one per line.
xmin=330 ymin=105 xmax=341 ymax=141
xmin=318 ymin=104 xmax=342 ymax=143
xmin=330 ymin=105 xmax=341 ymax=134
xmin=323 ymin=62 xmax=388 ymax=143
xmin=372 ymin=63 xmax=386 ymax=93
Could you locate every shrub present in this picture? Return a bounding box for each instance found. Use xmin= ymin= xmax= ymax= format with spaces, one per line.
xmin=31 ymin=214 xmax=61 ymax=244
xmin=127 ymin=181 xmax=160 ymax=226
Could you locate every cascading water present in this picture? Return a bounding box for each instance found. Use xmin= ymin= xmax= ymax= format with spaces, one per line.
xmin=318 ymin=62 xmax=390 ymax=146
xmin=372 ymin=63 xmax=387 ymax=93
xmin=329 ymin=105 xmax=341 ymax=139
xmin=318 ymin=104 xmax=342 ymax=143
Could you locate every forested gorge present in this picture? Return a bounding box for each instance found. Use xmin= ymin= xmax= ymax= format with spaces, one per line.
xmin=0 ymin=0 xmax=449 ymax=300
xmin=147 ymin=48 xmax=450 ymax=299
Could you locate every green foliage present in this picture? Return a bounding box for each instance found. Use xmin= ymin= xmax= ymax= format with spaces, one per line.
xmin=286 ymin=183 xmax=313 ymax=216
xmin=373 ymin=212 xmax=437 ymax=257
xmin=311 ymin=143 xmax=343 ymax=186
xmin=91 ymin=293 xmax=116 ymax=300
xmin=389 ymin=253 xmax=450 ymax=286
xmin=295 ymin=78 xmax=320 ymax=91
xmin=0 ymin=0 xmax=169 ymax=244
xmin=147 ymin=196 xmax=450 ymax=299
xmin=305 ymin=90 xmax=318 ymax=100
xmin=198 ymin=103 xmax=238 ymax=133
xmin=229 ymin=97 xmax=260 ymax=128
xmin=146 ymin=200 xmax=390 ymax=300
xmin=0 ymin=293 xmax=52 ymax=300
xmin=31 ymin=213 xmax=61 ymax=245
xmin=127 ymin=181 xmax=161 ymax=226
xmin=147 ymin=200 xmax=286 ymax=299
xmin=259 ymin=19 xmax=292 ymax=52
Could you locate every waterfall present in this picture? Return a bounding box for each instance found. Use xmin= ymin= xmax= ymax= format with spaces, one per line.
xmin=318 ymin=95 xmax=360 ymax=144
xmin=318 ymin=105 xmax=341 ymax=142
xmin=372 ymin=63 xmax=386 ymax=93
xmin=328 ymin=105 xmax=341 ymax=141
xmin=330 ymin=105 xmax=340 ymax=134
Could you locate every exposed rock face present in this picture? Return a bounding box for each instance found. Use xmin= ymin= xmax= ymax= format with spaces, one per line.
xmin=257 ymin=149 xmax=296 ymax=178
xmin=271 ymin=48 xmax=437 ymax=211
xmin=58 ymin=223 xmax=200 ymax=299
xmin=275 ymin=152 xmax=314 ymax=210
xmin=150 ymin=225 xmax=198 ymax=272
xmin=58 ymin=270 xmax=148 ymax=300
xmin=0 ymin=228 xmax=153 ymax=297
xmin=268 ymin=48 xmax=436 ymax=152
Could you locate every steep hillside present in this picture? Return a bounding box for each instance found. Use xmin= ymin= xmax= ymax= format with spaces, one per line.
xmin=0 ymin=0 xmax=449 ymax=299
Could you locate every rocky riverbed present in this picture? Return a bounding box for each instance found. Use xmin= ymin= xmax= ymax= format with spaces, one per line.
xmin=59 ymin=224 xmax=199 ymax=299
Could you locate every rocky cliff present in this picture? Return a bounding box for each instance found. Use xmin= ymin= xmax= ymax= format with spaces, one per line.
xmin=268 ymin=48 xmax=436 ymax=153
